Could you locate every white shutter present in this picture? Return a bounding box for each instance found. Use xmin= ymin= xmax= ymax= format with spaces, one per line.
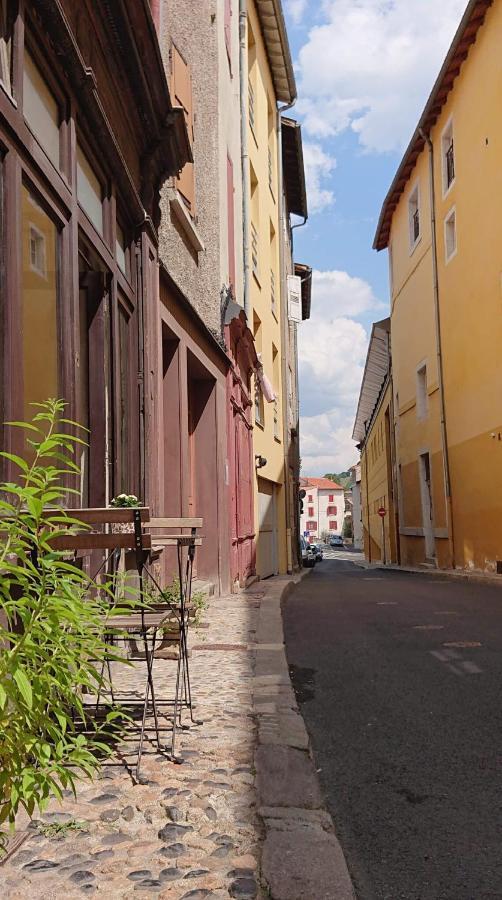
xmin=287 ymin=275 xmax=302 ymax=323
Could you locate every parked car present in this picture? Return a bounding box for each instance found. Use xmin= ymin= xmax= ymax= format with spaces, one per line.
xmin=330 ymin=535 xmax=344 ymax=548
xmin=311 ymin=543 xmax=323 ymax=561
xmin=300 ymin=536 xmax=316 ymax=568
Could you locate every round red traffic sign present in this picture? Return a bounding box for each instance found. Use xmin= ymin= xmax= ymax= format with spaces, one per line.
xmin=378 ymin=507 xmax=387 ymax=518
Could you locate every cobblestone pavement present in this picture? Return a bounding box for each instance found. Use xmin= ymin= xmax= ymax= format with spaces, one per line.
xmin=1 ymin=593 xmax=264 ymax=900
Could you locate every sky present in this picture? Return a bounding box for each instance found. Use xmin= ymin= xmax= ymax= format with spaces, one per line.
xmin=284 ymin=0 xmax=468 ymax=476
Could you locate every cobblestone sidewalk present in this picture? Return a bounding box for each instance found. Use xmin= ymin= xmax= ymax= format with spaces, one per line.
xmin=1 ymin=591 xmax=265 ymax=900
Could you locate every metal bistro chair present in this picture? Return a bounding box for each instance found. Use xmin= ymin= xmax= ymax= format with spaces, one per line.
xmin=143 ymin=518 xmax=204 ymax=753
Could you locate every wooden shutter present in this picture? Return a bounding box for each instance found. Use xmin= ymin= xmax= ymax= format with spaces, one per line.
xmin=227 ymin=153 xmax=235 ymax=292
xmin=224 ymin=0 xmax=232 ymax=67
xmin=171 ymin=44 xmax=195 ymax=214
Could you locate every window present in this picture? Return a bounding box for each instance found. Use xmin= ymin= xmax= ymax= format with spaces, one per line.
xmin=329 ymin=521 xmax=337 ymax=531
xmin=77 ymin=144 xmax=103 ymax=234
xmin=308 ymin=494 xmax=313 ymax=502
xmin=308 ymin=507 xmax=314 ymax=517
xmin=270 ymin=220 xmax=277 ymax=315
xmin=23 ymin=52 xmax=60 ymax=169
xmin=444 ymin=207 xmax=457 ymax=262
xmin=267 ymin=96 xmax=275 ymax=197
xmin=329 ymin=494 xmax=334 ymax=502
xmin=250 ymin=164 xmax=259 ymax=281
xmin=272 ymin=344 xmax=280 ymax=440
xmin=248 ymin=78 xmax=255 ymax=135
xmin=118 ymin=300 xmax=140 ymax=496
xmin=416 ymin=363 xmax=428 ymax=420
xmin=29 ymin=224 xmax=46 ymax=278
xmin=21 ymin=185 xmax=59 ymax=423
xmin=408 ymin=183 xmax=420 ymax=250
xmin=0 ymin=0 xmax=13 ymax=94
xmin=306 ymin=521 xmax=317 ymax=531
xmin=254 ymin=377 xmax=264 ymax=426
xmin=327 ymin=506 xmax=337 ymax=515
xmin=171 ymin=44 xmax=195 ymax=214
xmin=442 ymin=118 xmax=455 ymax=194
xmin=408 ymin=184 xmax=420 ymax=248
xmin=115 ymin=222 xmax=127 ymax=275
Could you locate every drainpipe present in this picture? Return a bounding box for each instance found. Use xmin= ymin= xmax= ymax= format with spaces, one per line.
xmin=277 ymin=98 xmax=297 ymax=571
xmin=419 ymin=127 xmax=456 ymax=569
xmin=239 ymin=0 xmax=250 ymax=317
xmin=363 ymin=434 xmax=371 ymax=562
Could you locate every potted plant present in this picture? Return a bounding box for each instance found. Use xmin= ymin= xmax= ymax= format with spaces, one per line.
xmin=110 ymin=494 xmax=140 ymax=533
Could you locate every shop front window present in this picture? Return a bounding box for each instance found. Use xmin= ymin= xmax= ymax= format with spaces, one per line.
xmin=0 ymin=0 xmax=13 ymax=95
xmin=21 ymin=184 xmax=58 ymax=421
xmin=23 ymin=52 xmax=60 ymax=169
xmin=77 ymin=144 xmax=103 ymax=234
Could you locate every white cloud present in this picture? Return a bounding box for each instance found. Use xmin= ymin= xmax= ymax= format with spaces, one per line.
xmin=298 ymin=269 xmax=385 ymax=473
xmin=302 ymin=142 xmax=336 ymax=213
xmin=296 ymin=0 xmax=466 ymax=153
xmin=286 ymin=0 xmax=308 ymax=25
xmin=312 ymin=269 xmax=384 ymax=318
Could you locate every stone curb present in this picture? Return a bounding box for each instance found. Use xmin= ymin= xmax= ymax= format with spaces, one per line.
xmin=248 ymin=573 xmax=356 ymax=900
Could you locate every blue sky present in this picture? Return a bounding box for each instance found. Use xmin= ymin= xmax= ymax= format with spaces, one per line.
xmin=284 ymin=0 xmax=467 ymax=475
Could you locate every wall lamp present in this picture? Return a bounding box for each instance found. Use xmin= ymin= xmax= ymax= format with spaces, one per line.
xmin=255 ymin=455 xmax=267 ymax=469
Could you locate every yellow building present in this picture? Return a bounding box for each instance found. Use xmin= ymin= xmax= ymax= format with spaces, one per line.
xmin=353 ymin=320 xmax=399 ymax=564
xmin=372 ymin=0 xmax=502 ymax=573
xmin=245 ymin=0 xmax=296 ymax=577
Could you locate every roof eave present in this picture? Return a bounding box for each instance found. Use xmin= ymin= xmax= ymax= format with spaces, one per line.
xmin=281 ymin=117 xmax=308 ymax=218
xmin=255 ymin=0 xmax=297 ymax=104
xmin=352 ymin=318 xmax=390 ymax=443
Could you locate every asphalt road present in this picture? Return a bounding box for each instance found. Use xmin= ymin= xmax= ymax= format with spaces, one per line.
xmin=284 ymin=557 xmax=502 ymax=900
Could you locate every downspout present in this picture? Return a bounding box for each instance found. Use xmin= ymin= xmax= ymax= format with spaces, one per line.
xmin=277 ymin=98 xmax=297 ymax=571
xmin=363 ymin=437 xmax=371 ymax=562
xmin=239 ymin=0 xmax=250 ymax=317
xmin=419 ymin=127 xmax=456 ymax=569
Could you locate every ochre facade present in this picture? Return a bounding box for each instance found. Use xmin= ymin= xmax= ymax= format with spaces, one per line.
xmin=370 ymin=0 xmax=502 ymax=573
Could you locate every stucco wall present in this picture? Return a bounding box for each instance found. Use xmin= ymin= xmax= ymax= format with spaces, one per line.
xmin=360 ymin=384 xmax=398 ymax=564
xmin=386 ymin=0 xmax=502 ymax=572
xmin=157 ymin=0 xmax=222 ymax=335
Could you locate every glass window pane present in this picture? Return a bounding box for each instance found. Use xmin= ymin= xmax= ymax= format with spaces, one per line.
xmin=0 ymin=0 xmax=13 ymax=94
xmin=21 ymin=185 xmax=58 ymax=421
xmin=77 ymin=144 xmax=103 ymax=234
xmin=116 ymin=222 xmax=126 ymax=274
xmin=23 ymin=52 xmax=60 ymax=169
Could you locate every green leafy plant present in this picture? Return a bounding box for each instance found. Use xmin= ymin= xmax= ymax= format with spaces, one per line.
xmin=159 ymin=577 xmax=207 ymax=626
xmin=0 ymin=400 xmax=127 ymax=850
xmin=36 ymin=818 xmax=88 ymax=839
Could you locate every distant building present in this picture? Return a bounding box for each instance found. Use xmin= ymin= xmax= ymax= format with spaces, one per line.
xmin=300 ymin=477 xmax=345 ymax=542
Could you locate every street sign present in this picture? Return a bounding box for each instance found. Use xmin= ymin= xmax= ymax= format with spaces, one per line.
xmin=378 ymin=507 xmax=387 ymax=518
xmin=304 ymin=531 xmax=309 ymax=537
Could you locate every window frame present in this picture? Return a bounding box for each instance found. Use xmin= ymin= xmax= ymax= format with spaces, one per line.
xmin=444 ymin=205 xmax=457 ymax=264
xmin=416 ymin=361 xmax=428 ymax=421
xmin=441 ymin=116 xmax=455 ymax=198
xmin=408 ymin=180 xmax=421 ymax=254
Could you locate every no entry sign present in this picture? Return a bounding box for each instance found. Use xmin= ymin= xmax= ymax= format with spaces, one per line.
xmin=378 ymin=507 xmax=387 ymax=518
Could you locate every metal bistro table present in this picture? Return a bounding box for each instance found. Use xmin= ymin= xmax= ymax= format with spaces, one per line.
xmin=50 ymin=508 xmax=203 ymax=777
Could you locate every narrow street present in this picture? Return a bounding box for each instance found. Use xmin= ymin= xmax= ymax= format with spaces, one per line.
xmin=284 ymin=557 xmax=502 ymax=900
